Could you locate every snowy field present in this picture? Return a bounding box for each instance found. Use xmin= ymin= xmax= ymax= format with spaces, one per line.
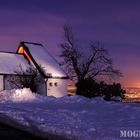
xmin=0 ymin=88 xmax=139 ymax=140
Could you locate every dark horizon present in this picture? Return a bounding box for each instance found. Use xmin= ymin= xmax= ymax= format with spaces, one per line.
xmin=0 ymin=0 xmax=140 ymax=87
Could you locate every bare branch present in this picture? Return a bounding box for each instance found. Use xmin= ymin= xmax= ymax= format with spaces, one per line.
xmin=59 ymin=24 xmax=122 ymax=82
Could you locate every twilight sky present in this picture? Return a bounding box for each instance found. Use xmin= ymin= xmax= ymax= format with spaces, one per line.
xmin=0 ymin=0 xmax=140 ymax=87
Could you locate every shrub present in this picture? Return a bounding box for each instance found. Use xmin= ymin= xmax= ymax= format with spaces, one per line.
xmin=76 ymin=78 xmax=100 ymax=98
xmin=8 ymin=65 xmax=44 ymax=93
xmin=76 ymin=78 xmax=125 ymax=101
xmin=102 ymin=83 xmax=125 ymax=101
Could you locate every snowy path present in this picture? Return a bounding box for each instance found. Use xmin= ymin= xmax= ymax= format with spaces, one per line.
xmin=0 ymin=88 xmax=140 ymax=140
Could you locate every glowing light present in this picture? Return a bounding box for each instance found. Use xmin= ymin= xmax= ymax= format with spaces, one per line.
xmin=18 ymin=47 xmax=24 ymax=54
xmin=17 ymin=47 xmax=31 ymax=61
xmin=124 ymin=87 xmax=140 ymax=102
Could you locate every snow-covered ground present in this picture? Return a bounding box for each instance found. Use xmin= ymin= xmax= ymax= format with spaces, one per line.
xmin=0 ymin=88 xmax=139 ymax=140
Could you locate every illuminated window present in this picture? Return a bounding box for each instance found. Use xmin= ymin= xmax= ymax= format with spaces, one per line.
xmin=18 ymin=47 xmax=24 ymax=54
xmin=54 ymin=82 xmax=58 ymax=86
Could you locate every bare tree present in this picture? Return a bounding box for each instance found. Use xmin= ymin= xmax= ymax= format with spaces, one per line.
xmin=8 ymin=65 xmax=44 ymax=93
xmin=60 ymin=25 xmax=122 ymax=82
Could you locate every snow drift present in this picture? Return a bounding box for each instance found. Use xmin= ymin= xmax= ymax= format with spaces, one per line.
xmin=0 ymin=88 xmax=38 ymax=102
xmin=0 ymin=89 xmax=139 ymax=140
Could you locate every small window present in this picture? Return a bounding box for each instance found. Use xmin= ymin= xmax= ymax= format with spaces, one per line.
xmin=49 ymin=82 xmax=52 ymax=86
xmin=54 ymin=82 xmax=58 ymax=86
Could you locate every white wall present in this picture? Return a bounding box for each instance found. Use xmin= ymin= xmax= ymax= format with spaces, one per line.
xmin=4 ymin=75 xmax=22 ymax=90
xmin=0 ymin=75 xmax=3 ymax=91
xmin=47 ymin=78 xmax=68 ymax=97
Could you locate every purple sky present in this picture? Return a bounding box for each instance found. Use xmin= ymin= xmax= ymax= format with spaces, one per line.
xmin=0 ymin=0 xmax=140 ymax=87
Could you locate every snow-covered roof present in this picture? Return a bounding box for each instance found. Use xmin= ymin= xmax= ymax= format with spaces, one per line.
xmin=0 ymin=52 xmax=30 ymax=75
xmin=23 ymin=42 xmax=67 ymax=78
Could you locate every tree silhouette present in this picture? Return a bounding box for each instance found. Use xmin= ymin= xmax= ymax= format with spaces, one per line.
xmin=60 ymin=25 xmax=122 ymax=82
